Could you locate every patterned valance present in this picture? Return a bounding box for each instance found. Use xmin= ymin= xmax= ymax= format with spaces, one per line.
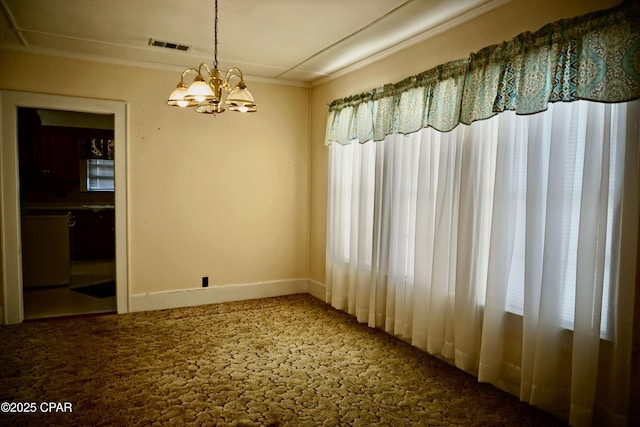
xmin=325 ymin=1 xmax=640 ymax=145
xmin=81 ymin=137 xmax=114 ymax=160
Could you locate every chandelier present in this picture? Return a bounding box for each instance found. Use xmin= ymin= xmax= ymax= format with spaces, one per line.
xmin=165 ymin=0 xmax=257 ymax=114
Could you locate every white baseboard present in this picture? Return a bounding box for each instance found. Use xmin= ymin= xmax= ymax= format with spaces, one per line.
xmin=130 ymin=278 xmax=325 ymax=313
xmin=306 ymin=279 xmax=327 ymax=302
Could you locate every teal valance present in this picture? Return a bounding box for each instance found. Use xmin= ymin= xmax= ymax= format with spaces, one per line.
xmin=325 ymin=1 xmax=640 ymax=145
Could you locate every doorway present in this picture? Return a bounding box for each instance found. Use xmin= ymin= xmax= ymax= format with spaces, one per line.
xmin=18 ymin=107 xmax=117 ymax=319
xmin=1 ymin=91 xmax=128 ymax=324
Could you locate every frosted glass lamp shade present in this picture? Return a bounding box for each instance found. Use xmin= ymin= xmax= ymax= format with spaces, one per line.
xmin=185 ymin=79 xmax=215 ymax=103
xmin=225 ymin=84 xmax=257 ymax=113
xmin=166 ymin=84 xmax=198 ymax=107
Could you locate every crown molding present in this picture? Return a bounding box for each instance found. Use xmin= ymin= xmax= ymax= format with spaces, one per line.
xmin=0 ymin=43 xmax=311 ymax=89
xmin=310 ymin=0 xmax=512 ymax=88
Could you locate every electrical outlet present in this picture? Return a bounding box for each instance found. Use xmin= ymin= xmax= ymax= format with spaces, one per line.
xmin=202 ymin=276 xmax=208 ymax=288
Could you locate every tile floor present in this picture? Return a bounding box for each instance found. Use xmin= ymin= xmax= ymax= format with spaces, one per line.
xmin=23 ymin=259 xmax=116 ymax=320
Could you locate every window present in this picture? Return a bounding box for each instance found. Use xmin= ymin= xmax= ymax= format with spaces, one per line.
xmin=498 ymin=102 xmax=622 ymax=339
xmin=85 ymin=159 xmax=114 ymax=192
xmin=327 ymin=101 xmax=630 ymax=341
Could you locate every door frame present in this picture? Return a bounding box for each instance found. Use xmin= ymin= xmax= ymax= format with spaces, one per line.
xmin=0 ymin=90 xmax=129 ymax=324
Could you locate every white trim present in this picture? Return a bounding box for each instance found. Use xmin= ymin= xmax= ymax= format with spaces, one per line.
xmin=130 ymin=279 xmax=311 ymax=313
xmin=0 ymin=90 xmax=129 ymax=325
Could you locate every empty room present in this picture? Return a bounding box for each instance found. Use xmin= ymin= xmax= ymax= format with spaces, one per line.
xmin=1 ymin=0 xmax=638 ymax=425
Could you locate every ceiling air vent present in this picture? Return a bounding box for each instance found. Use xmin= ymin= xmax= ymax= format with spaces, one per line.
xmin=148 ymin=38 xmax=190 ymax=52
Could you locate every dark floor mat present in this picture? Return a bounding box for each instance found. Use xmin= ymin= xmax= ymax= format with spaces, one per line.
xmin=70 ymin=281 xmax=115 ymax=299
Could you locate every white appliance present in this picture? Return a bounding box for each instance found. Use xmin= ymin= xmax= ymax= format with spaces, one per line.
xmin=21 ymin=213 xmax=71 ymax=287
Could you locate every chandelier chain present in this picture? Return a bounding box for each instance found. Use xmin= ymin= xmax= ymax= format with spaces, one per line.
xmin=213 ymin=0 xmax=218 ymax=69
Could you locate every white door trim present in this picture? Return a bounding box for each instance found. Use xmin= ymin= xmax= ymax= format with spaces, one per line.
xmin=0 ymin=91 xmax=129 ymax=324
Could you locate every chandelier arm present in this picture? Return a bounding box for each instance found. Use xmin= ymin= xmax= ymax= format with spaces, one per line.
xmin=197 ymin=63 xmax=212 ymax=79
xmin=224 ymin=67 xmax=244 ymax=80
xmin=223 ymin=67 xmax=245 ymax=92
xmin=180 ymin=68 xmax=200 ymax=84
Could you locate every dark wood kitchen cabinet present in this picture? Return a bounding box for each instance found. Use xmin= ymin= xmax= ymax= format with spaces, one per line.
xmin=71 ymin=210 xmax=115 ymax=260
xmin=18 ymin=108 xmax=43 ymax=191
xmin=18 ymin=109 xmax=113 ymax=193
xmin=33 ymin=126 xmax=81 ymax=190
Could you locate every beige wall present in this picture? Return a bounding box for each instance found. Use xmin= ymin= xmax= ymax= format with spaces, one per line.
xmin=0 ymin=49 xmax=309 ymax=295
xmin=308 ymin=0 xmax=621 ymax=283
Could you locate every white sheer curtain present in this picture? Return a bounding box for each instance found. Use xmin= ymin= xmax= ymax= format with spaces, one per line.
xmin=325 ymin=100 xmax=639 ymax=425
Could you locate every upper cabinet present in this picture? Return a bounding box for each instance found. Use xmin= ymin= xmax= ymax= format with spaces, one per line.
xmin=32 ymin=126 xmax=81 ymax=190
xmin=18 ymin=109 xmax=114 ymax=193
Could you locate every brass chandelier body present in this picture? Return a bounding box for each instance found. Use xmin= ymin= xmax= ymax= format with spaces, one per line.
xmin=166 ymin=0 xmax=257 ymax=114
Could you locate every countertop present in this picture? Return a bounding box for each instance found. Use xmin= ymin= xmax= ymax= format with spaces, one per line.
xmin=21 ymin=203 xmax=115 ymax=214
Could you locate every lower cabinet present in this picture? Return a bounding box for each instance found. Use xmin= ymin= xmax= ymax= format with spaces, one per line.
xmin=21 ymin=214 xmax=72 ymax=287
xmin=71 ymin=210 xmax=115 ymax=260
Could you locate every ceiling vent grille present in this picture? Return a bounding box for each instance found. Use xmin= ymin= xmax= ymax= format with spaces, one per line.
xmin=148 ymin=38 xmax=190 ymax=52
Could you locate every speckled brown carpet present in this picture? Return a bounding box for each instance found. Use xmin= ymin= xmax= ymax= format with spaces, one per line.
xmin=0 ymin=294 xmax=565 ymax=426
